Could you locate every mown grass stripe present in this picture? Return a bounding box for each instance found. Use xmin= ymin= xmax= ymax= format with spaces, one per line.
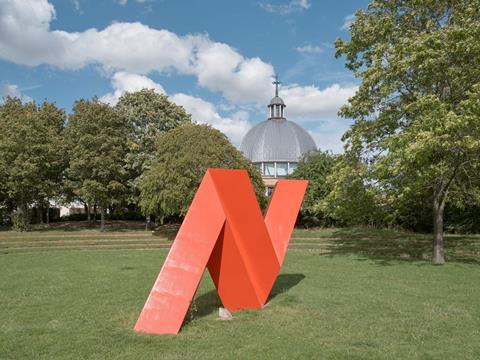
xmin=0 ymin=239 xmax=171 ymax=246
xmin=0 ymin=247 xmax=169 ymax=255
xmin=2 ymin=243 xmax=172 ymax=250
xmin=0 ymin=234 xmax=154 ymax=241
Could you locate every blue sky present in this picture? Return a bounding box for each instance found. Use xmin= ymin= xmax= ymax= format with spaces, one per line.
xmin=0 ymin=0 xmax=370 ymax=152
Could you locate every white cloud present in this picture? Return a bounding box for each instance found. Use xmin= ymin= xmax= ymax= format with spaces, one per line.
xmin=99 ymin=71 xmax=165 ymax=105
xmin=149 ymin=80 xmax=356 ymax=151
xmin=280 ymin=83 xmax=357 ymax=153
xmin=282 ymin=83 xmax=358 ymax=119
xmin=0 ymin=83 xmax=33 ymax=103
xmin=308 ymin=119 xmax=352 ymax=154
xmin=169 ymin=94 xmax=252 ymax=146
xmin=117 ymin=0 xmax=151 ymax=5
xmin=295 ymin=44 xmax=324 ymax=54
xmin=100 ymin=73 xmax=251 ymax=145
xmin=194 ymin=42 xmax=273 ymax=104
xmin=0 ymin=83 xmax=21 ymax=98
xmin=260 ymin=0 xmax=311 ymax=15
xmin=341 ymin=14 xmax=355 ymax=31
xmin=0 ymin=0 xmax=357 ymax=151
xmin=71 ymin=0 xmax=83 ymax=14
xmin=0 ymin=0 xmax=274 ymax=105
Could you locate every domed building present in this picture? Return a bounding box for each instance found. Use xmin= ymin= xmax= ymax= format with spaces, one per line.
xmin=240 ymin=78 xmax=317 ymax=194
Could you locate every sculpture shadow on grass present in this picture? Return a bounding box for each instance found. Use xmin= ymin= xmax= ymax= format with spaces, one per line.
xmin=188 ymin=273 xmax=306 ymax=322
xmin=268 ymin=273 xmax=306 ymax=301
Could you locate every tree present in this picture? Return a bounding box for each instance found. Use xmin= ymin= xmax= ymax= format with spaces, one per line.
xmin=139 ymin=123 xmax=266 ymax=222
xmin=322 ymin=155 xmax=387 ymax=227
xmin=115 ymin=89 xmax=191 ymax=227
xmin=288 ymin=151 xmax=336 ymax=227
xmin=0 ymin=99 xmax=38 ymax=229
xmin=65 ymin=98 xmax=129 ymax=231
xmin=35 ymin=101 xmax=67 ymax=224
xmin=335 ymin=0 xmax=480 ymax=263
xmin=0 ymin=98 xmax=66 ymax=230
xmin=0 ymin=180 xmax=13 ymax=227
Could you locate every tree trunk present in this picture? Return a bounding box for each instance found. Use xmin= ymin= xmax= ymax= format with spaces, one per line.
xmin=14 ymin=200 xmax=29 ymax=231
xmin=94 ymin=204 xmax=97 ymax=223
xmin=36 ymin=203 xmax=43 ymax=224
xmin=17 ymin=202 xmax=27 ymax=219
xmin=432 ymin=190 xmax=446 ymax=265
xmin=46 ymin=200 xmax=50 ymax=225
xmin=86 ymin=203 xmax=91 ymax=223
xmin=145 ymin=214 xmax=151 ymax=231
xmin=100 ymin=206 xmax=106 ymax=232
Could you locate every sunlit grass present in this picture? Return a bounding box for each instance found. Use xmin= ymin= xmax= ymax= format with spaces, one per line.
xmin=1 ymin=226 xmax=479 ymax=359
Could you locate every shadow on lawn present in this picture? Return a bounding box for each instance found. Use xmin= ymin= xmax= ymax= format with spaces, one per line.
xmin=151 ymin=224 xmax=180 ymax=241
xmin=323 ymin=227 xmax=480 ymax=265
xmin=189 ymin=273 xmax=305 ymax=321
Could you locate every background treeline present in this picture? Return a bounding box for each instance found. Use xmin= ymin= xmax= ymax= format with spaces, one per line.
xmin=291 ymin=151 xmax=480 ymax=234
xmin=2 ymin=86 xmax=475 ymax=236
xmin=1 ymin=1 xmax=479 ymax=265
xmin=0 ymin=90 xmax=265 ymax=232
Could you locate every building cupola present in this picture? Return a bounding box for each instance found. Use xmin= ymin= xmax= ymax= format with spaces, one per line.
xmin=240 ymin=75 xmax=317 ymax=194
xmin=268 ymin=76 xmax=286 ymax=119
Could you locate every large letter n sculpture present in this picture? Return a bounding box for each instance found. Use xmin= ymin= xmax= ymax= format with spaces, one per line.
xmin=134 ymin=168 xmax=308 ymax=334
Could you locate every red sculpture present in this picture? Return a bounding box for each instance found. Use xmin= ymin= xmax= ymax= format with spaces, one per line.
xmin=134 ymin=168 xmax=307 ymax=334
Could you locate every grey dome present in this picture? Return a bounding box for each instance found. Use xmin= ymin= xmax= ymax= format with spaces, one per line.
xmin=269 ymin=96 xmax=285 ymax=106
xmin=240 ymin=118 xmax=317 ymax=163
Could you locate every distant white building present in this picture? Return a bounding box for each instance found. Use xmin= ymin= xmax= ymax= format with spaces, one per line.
xmin=50 ymin=200 xmax=85 ymax=217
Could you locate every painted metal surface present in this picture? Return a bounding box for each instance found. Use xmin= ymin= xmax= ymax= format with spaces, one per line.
xmin=134 ymin=168 xmax=307 ymax=335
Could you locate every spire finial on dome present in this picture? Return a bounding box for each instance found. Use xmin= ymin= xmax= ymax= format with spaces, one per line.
xmin=268 ymin=75 xmax=286 ymax=119
xmin=272 ymin=75 xmax=281 ymax=97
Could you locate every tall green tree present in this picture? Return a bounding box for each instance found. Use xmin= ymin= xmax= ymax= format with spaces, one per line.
xmin=322 ymin=155 xmax=388 ymax=227
xmin=36 ymin=101 xmax=67 ymax=224
xmin=335 ymin=0 xmax=480 ymax=263
xmin=139 ymin=123 xmax=266 ymax=222
xmin=0 ymin=98 xmax=37 ymax=228
xmin=115 ymin=89 xmax=191 ymax=227
xmin=66 ymin=98 xmax=129 ymax=231
xmin=0 ymin=98 xmax=66 ymax=230
xmin=288 ymin=151 xmax=336 ymax=227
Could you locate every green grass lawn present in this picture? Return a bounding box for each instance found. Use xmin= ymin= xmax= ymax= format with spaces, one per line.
xmin=1 ymin=224 xmax=479 ymax=359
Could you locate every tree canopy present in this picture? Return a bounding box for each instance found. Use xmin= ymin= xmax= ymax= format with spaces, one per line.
xmin=139 ymin=123 xmax=266 ymax=221
xmin=288 ymin=151 xmax=336 ymax=227
xmin=116 ymin=89 xmax=191 ymax=174
xmin=65 ymin=98 xmax=129 ymax=231
xmin=0 ymin=98 xmax=65 ymax=230
xmin=322 ymin=155 xmax=387 ymax=227
xmin=36 ymin=101 xmax=67 ymax=208
xmin=334 ymin=0 xmax=480 ymax=263
xmin=115 ymin=89 xmax=191 ymax=223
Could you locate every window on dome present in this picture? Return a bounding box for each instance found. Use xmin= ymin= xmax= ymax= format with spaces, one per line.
xmin=288 ymin=163 xmax=297 ymax=175
xmin=264 ymin=162 xmax=275 ymax=176
xmin=276 ymin=162 xmax=288 ymax=177
xmin=254 ymin=163 xmax=262 ymax=173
